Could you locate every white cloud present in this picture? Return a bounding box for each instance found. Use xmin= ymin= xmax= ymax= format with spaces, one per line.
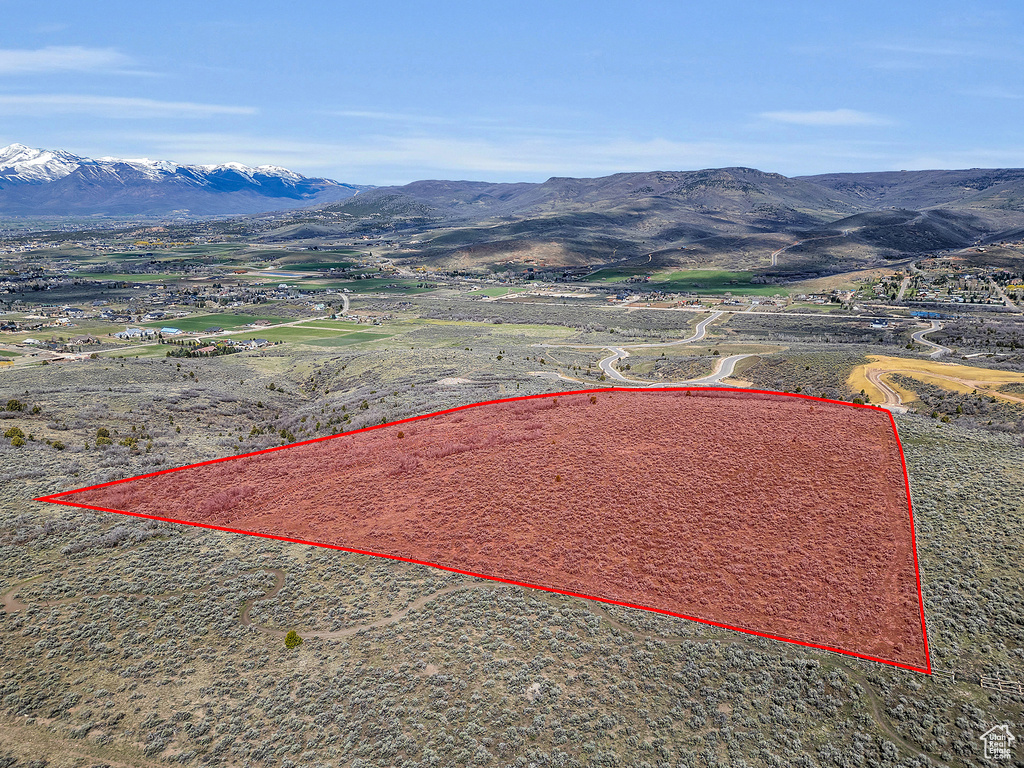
xmin=0 ymin=95 xmax=256 ymax=118
xmin=325 ymin=109 xmax=451 ymax=125
xmin=132 ymin=132 xmax=732 ymax=178
xmin=871 ymin=41 xmax=1008 ymax=60
xmin=0 ymin=46 xmax=138 ymax=74
xmin=119 ymin=126 xmax=1024 ymax=184
xmin=125 ymin=131 xmax=907 ymax=184
xmin=759 ymin=109 xmax=890 ymax=127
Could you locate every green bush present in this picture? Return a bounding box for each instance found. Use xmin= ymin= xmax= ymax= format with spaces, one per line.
xmin=4 ymin=426 xmax=24 ymax=439
xmin=284 ymin=630 xmax=303 ymax=649
xmin=10 ymin=436 xmax=25 ymax=447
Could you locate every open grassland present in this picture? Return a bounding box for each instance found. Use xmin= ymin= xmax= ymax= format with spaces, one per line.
xmin=304 ymin=331 xmax=393 ymax=347
xmin=1 ymin=279 xmax=1022 ymax=767
xmin=95 ymin=344 xmax=167 ymax=359
xmin=2 ymin=349 xmax=1022 ymax=767
xmin=235 ymin=326 xmax=359 ymax=344
xmin=471 ymin=286 xmax=530 ymax=297
xmin=140 ymin=314 xmax=290 ymax=332
xmin=787 ymin=266 xmax=903 ymax=295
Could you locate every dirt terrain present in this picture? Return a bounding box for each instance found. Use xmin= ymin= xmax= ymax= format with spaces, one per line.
xmin=49 ymin=388 xmax=929 ymax=670
xmin=849 ymin=354 xmax=1024 ymax=407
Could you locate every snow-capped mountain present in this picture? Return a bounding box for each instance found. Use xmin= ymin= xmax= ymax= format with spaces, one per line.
xmin=0 ymin=143 xmax=83 ymax=183
xmin=0 ymin=143 xmax=365 ymax=216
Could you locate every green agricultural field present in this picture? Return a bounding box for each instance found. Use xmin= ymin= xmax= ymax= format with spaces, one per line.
xmin=651 ymin=270 xmax=788 ymax=296
xmin=174 ymin=244 xmax=247 ymax=255
xmin=472 ymin=286 xmax=529 ymax=297
xmin=0 ymin=350 xmax=21 ymax=357
xmin=140 ymin=314 xmax=290 ymax=332
xmin=234 ymin=326 xmax=350 ymax=343
xmin=585 ymin=266 xmax=656 ymax=282
xmin=73 ymin=272 xmax=175 ymax=282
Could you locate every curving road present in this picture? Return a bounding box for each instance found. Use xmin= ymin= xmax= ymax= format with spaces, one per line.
xmin=538 ymin=311 xmax=761 ymax=388
xmin=681 ymin=353 xmax=757 ymax=386
xmin=989 ymin=278 xmax=1019 ymax=310
xmin=911 ymin=321 xmax=951 ymax=358
xmin=592 ymin=311 xmax=725 ymax=383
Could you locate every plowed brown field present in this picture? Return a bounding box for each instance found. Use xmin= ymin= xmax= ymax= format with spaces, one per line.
xmin=45 ymin=389 xmax=930 ymax=671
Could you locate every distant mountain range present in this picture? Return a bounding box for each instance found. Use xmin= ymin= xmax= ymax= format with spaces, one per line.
xmin=5 ymin=143 xmax=1024 ymax=276
xmin=0 ymin=143 xmax=366 ymax=216
xmin=302 ymin=167 xmax=1024 ymax=274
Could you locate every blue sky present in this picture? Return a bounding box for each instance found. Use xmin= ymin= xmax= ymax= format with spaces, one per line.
xmin=1 ymin=0 xmax=1022 ymax=184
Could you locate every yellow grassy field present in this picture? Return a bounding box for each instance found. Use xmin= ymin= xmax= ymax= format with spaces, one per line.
xmin=849 ymin=355 xmax=1024 ymax=406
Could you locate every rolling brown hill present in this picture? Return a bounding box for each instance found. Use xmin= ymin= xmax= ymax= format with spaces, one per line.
xmin=295 ymin=167 xmax=1024 ymax=276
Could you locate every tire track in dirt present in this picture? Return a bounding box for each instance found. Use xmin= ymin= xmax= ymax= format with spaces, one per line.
xmin=0 ymin=575 xmax=44 ymax=612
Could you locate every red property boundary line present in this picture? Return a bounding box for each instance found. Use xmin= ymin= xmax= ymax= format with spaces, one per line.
xmin=35 ymin=386 xmax=933 ymax=675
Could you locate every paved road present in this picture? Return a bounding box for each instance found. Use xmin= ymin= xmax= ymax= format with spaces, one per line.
xmin=540 ymin=311 xmax=759 ymax=388
xmin=911 ymin=321 xmax=951 ymax=358
xmin=591 ymin=311 xmax=725 ymax=383
xmin=989 ymin=278 xmax=1019 ymax=310
xmin=682 ymin=353 xmax=757 ymax=385
xmin=896 ymin=275 xmax=911 ymax=301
